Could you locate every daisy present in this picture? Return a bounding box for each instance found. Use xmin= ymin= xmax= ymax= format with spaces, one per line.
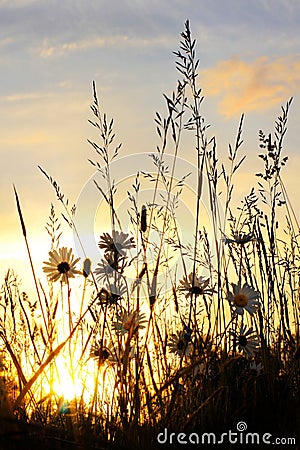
xmin=94 ymin=254 xmax=116 ymax=280
xmin=231 ymin=325 xmax=260 ymax=357
xmin=90 ymin=340 xmax=114 ymax=365
xmin=98 ymin=230 xmax=135 ymax=256
xmin=228 ymin=282 xmax=260 ymax=315
xmin=179 ymin=273 xmax=211 ymax=298
xmin=112 ymin=309 xmax=147 ymax=336
xmin=43 ymin=247 xmax=81 ymax=283
xmin=168 ymin=330 xmax=193 ymax=356
xmin=95 ymin=282 xmax=127 ymax=306
xmin=249 ymin=360 xmax=263 ymax=375
xmin=107 ymin=343 xmax=135 ymax=365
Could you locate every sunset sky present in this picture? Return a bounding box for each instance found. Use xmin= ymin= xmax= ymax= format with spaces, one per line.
xmin=1 ymin=0 xmax=300 ymax=285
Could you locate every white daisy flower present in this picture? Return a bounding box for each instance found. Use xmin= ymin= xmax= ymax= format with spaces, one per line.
xmin=179 ymin=273 xmax=211 ymax=298
xmin=228 ymin=282 xmax=260 ymax=315
xmin=98 ymin=230 xmax=135 ymax=256
xmin=95 ymin=280 xmax=127 ymax=306
xmin=94 ymin=253 xmax=116 ymax=280
xmin=43 ymin=247 xmax=81 ymax=283
xmin=112 ymin=309 xmax=147 ymax=336
xmin=231 ymin=325 xmax=260 ymax=357
xmin=168 ymin=330 xmax=193 ymax=356
xmin=249 ymin=360 xmax=263 ymax=375
xmin=107 ymin=343 xmax=136 ymax=365
xmin=90 ymin=339 xmax=114 ymax=365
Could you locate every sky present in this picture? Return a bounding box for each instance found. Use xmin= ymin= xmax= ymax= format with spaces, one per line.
xmin=1 ymin=0 xmax=300 ymax=286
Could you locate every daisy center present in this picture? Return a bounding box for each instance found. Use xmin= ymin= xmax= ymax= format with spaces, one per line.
xmin=109 ymin=294 xmax=120 ymax=305
xmin=234 ymin=293 xmax=248 ymax=307
xmin=177 ymin=339 xmax=186 ymax=351
xmin=101 ymin=348 xmax=110 ymax=360
xmin=57 ymin=261 xmax=71 ymax=274
xmin=124 ymin=318 xmax=134 ymax=330
xmin=191 ymin=286 xmax=203 ymax=295
xmin=238 ymin=335 xmax=248 ymax=347
xmin=109 ymin=243 xmax=117 ymax=252
xmin=93 ymin=348 xmax=110 ymax=361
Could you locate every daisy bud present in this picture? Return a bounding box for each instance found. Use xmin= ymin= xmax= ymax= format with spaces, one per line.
xmin=138 ymin=263 xmax=147 ymax=279
xmin=83 ymin=258 xmax=92 ymax=278
xmin=172 ymin=285 xmax=179 ymax=313
xmin=141 ymin=205 xmax=147 ymax=232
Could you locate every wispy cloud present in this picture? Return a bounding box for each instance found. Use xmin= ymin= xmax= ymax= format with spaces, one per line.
xmin=0 ymin=0 xmax=38 ymax=6
xmin=36 ymin=34 xmax=174 ymax=58
xmin=0 ymin=90 xmax=90 ymax=150
xmin=1 ymin=92 xmax=55 ymax=102
xmin=0 ymin=89 xmax=90 ymax=112
xmin=0 ymin=131 xmax=48 ymax=146
xmin=200 ymin=56 xmax=300 ymax=117
xmin=0 ymin=37 xmax=13 ymax=47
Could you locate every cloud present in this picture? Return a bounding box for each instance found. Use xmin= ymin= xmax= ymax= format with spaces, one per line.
xmin=199 ymin=56 xmax=300 ymax=117
xmin=1 ymin=92 xmax=55 ymax=102
xmin=0 ymin=37 xmax=13 ymax=47
xmin=36 ymin=34 xmax=174 ymax=58
xmin=259 ymin=0 xmax=300 ymax=15
xmin=0 ymin=131 xmax=48 ymax=146
xmin=0 ymin=0 xmax=37 ymax=6
xmin=0 ymin=89 xmax=90 ymax=154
